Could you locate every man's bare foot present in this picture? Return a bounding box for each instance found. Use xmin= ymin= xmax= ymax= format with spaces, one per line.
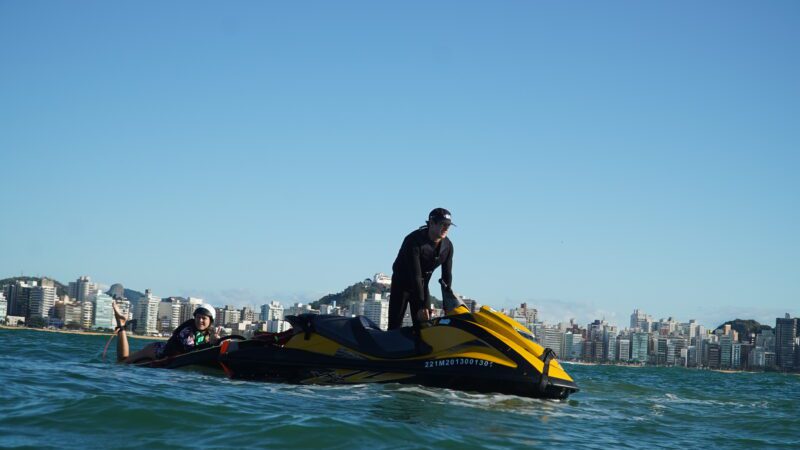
xmin=112 ymin=302 xmax=127 ymax=328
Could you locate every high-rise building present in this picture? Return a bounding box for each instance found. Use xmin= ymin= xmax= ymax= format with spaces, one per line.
xmin=630 ymin=309 xmax=651 ymax=331
xmin=364 ymin=296 xmax=389 ymax=330
xmin=775 ymin=315 xmax=798 ymax=371
xmin=512 ymin=303 xmax=538 ymax=329
xmin=739 ymin=343 xmax=754 ymax=370
xmin=618 ymin=338 xmax=631 ymax=362
xmin=764 ymin=351 xmax=777 ymax=368
xmin=732 ymin=343 xmax=742 ymax=369
xmin=0 ymin=292 xmax=7 ymax=322
xmin=631 ymin=333 xmax=649 ymax=363
xmin=592 ymin=340 xmax=605 ymax=361
xmin=28 ymin=284 xmax=57 ymax=319
xmin=218 ymin=305 xmax=241 ymax=326
xmin=80 ymin=301 xmax=94 ymax=329
xmin=666 ymin=341 xmax=677 ymax=365
xmin=605 ymin=330 xmax=617 ymax=361
xmin=63 ymin=299 xmax=83 ymax=327
xmin=687 ymin=346 xmax=697 ymax=367
xmin=542 ymin=328 xmax=566 ymax=358
xmin=285 ymin=302 xmax=316 ymax=317
xmin=756 ymin=329 xmax=775 ymax=352
xmin=567 ymin=333 xmax=583 ymax=360
xmin=93 ymin=293 xmax=115 ymax=330
xmin=266 ymin=319 xmax=292 ymax=333
xmin=719 ymin=335 xmax=733 ymax=369
xmin=582 ymin=338 xmax=595 ymax=362
xmin=749 ymin=346 xmax=766 ymax=368
xmin=260 ymin=301 xmax=284 ymax=322
xmin=708 ymin=343 xmax=721 ymax=369
xmin=528 ymin=321 xmax=544 ymax=342
xmin=672 ymin=338 xmax=688 ymax=366
xmin=696 ymin=334 xmax=710 ymax=367
xmin=68 ymin=276 xmax=99 ymax=303
xmin=319 ymin=304 xmax=343 ymax=315
xmin=657 ymin=338 xmax=669 ymax=365
xmin=137 ymin=290 xmax=161 ymax=335
xmin=170 ymin=302 xmax=182 ymax=329
xmin=158 ymin=298 xmax=183 ymax=332
xmin=564 ymin=332 xmax=575 ymax=360
xmin=240 ymin=306 xmax=257 ymax=323
xmin=5 ymin=280 xmax=34 ymax=318
xmin=795 ymin=340 xmax=800 ymax=371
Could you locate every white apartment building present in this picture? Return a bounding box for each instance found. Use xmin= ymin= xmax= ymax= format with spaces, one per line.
xmin=364 ymin=295 xmax=389 ymax=330
xmin=81 ymin=301 xmax=94 ymax=329
xmin=541 ymin=328 xmax=566 ymax=358
xmin=266 ymin=319 xmax=292 ymax=333
xmin=28 ymin=284 xmax=57 ymax=319
xmin=68 ymin=276 xmax=99 ymax=303
xmin=137 ymin=290 xmax=161 ymax=335
xmin=373 ymin=272 xmax=392 ymax=286
xmin=93 ymin=292 xmax=115 ymax=329
xmin=261 ymin=301 xmax=284 ymax=322
xmin=0 ymin=292 xmax=7 ymax=322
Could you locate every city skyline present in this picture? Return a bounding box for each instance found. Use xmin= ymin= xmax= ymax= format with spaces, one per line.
xmin=1 ymin=271 xmax=794 ymax=332
xmin=2 ymin=2 xmax=797 ymax=329
xmin=3 ymin=273 xmax=797 ymax=374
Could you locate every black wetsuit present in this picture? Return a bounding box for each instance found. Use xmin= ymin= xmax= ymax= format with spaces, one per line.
xmin=157 ymin=319 xmax=212 ymax=358
xmin=388 ymin=227 xmax=453 ymax=330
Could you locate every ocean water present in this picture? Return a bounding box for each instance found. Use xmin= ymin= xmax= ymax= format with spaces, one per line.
xmin=1 ymin=328 xmax=798 ymax=449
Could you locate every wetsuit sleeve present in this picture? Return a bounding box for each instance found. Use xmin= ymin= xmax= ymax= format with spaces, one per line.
xmin=161 ymin=330 xmax=184 ymax=357
xmin=409 ymin=242 xmax=426 ymax=313
xmin=441 ymin=242 xmax=453 ymax=290
xmin=161 ymin=320 xmax=192 ymax=357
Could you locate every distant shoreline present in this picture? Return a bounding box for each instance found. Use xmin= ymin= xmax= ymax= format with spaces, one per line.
xmin=562 ymin=361 xmax=646 ymax=368
xmin=0 ymin=324 xmax=168 ymax=341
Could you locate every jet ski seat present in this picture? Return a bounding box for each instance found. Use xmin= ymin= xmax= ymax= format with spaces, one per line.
xmin=287 ymin=314 xmax=427 ymax=359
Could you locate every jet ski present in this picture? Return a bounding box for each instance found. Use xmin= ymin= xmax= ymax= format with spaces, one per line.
xmin=208 ymin=303 xmax=579 ymax=400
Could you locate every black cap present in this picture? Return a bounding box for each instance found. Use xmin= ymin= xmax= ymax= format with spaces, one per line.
xmin=428 ymin=208 xmax=456 ymax=226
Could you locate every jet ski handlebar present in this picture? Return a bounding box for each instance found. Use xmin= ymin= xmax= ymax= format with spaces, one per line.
xmin=439 ymin=279 xmax=466 ymax=313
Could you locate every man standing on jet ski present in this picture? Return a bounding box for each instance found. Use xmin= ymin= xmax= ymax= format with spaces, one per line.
xmin=388 ymin=208 xmax=454 ymax=330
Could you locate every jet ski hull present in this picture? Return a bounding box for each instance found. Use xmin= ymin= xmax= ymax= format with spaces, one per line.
xmin=219 ymin=343 xmax=577 ymax=399
xmin=216 ymin=307 xmax=579 ymax=400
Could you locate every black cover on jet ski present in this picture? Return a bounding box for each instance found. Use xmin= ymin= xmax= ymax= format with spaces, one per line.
xmin=286 ymin=314 xmax=426 ymax=359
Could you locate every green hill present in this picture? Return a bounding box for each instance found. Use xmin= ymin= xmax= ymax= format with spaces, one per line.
xmin=0 ymin=276 xmax=68 ymax=297
xmin=715 ymin=319 xmax=772 ymax=342
xmin=312 ymin=278 xmax=442 ymax=309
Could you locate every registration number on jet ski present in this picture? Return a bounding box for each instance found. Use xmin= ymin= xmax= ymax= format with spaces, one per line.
xmin=424 ymin=358 xmax=494 ymax=368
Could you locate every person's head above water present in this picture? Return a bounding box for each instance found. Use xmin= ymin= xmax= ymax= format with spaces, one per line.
xmin=193 ymin=304 xmax=215 ymax=331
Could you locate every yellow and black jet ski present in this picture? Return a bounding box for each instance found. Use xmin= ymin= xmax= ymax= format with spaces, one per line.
xmin=213 ymin=303 xmax=578 ymax=400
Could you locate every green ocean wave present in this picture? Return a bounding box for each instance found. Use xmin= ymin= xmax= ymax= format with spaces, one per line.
xmin=1 ymin=328 xmax=799 ymax=449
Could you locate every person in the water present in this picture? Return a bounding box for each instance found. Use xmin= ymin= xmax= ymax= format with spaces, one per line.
xmin=112 ymin=302 xmax=221 ymax=363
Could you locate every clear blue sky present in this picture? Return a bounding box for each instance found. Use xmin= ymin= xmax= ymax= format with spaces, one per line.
xmin=1 ymin=1 xmax=797 ymax=328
